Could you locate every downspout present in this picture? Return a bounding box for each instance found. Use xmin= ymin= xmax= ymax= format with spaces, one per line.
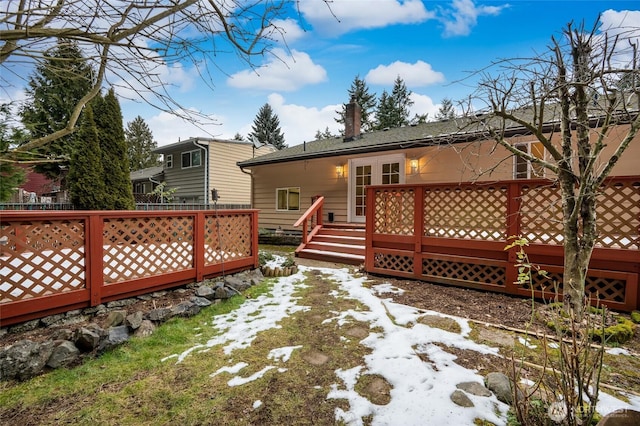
xmin=240 ymin=165 xmax=254 ymax=208
xmin=193 ymin=140 xmax=209 ymax=204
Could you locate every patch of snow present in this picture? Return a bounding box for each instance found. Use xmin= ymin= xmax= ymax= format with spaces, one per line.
xmin=210 ymin=362 xmax=248 ymax=377
xmin=605 ymin=347 xmax=629 ymax=356
xmin=371 ymin=283 xmax=405 ymax=295
xmin=518 ymin=336 xmax=537 ymax=349
xmin=253 ymin=400 xmax=263 ymax=409
xmin=268 ymin=345 xmax=303 ymax=363
xmin=228 ymin=366 xmax=275 ymax=387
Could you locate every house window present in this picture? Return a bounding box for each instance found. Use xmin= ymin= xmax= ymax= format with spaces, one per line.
xmin=181 ymin=150 xmax=202 ymax=168
xmin=165 ymin=154 xmax=173 ymax=169
xmin=381 ymin=162 xmax=400 ymax=184
xmin=276 ymin=187 xmax=300 ymax=211
xmin=514 ymin=142 xmax=546 ymax=179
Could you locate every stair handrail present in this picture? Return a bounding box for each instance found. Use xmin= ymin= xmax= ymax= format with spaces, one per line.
xmin=293 ymin=195 xmax=324 ymax=245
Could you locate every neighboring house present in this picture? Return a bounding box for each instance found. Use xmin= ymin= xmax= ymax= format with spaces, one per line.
xmin=130 ymin=165 xmax=164 ymax=203
xmin=153 ymin=137 xmax=276 ymax=206
xmin=11 ymin=165 xmax=64 ymax=203
xmin=238 ymin=101 xmax=640 ymax=233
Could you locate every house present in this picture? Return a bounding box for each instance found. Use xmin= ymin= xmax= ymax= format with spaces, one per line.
xmin=237 ymin=101 xmax=640 ymax=232
xmin=237 ymin=102 xmax=639 ymax=311
xmin=152 ymin=137 xmax=275 ymax=207
xmin=130 ymin=165 xmax=164 ymax=203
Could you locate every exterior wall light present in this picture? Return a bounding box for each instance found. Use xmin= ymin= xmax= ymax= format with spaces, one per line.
xmin=410 ymin=158 xmax=419 ymax=175
xmin=336 ymin=164 xmax=345 ymax=179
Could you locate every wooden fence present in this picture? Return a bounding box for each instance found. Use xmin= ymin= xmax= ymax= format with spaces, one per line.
xmin=1 ymin=209 xmax=259 ymax=326
xmin=365 ymin=176 xmax=640 ymax=312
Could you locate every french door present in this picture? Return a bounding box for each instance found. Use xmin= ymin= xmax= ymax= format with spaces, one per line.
xmin=348 ymin=154 xmax=405 ymax=223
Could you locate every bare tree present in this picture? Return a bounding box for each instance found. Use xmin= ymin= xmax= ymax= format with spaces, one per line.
xmin=466 ymin=20 xmax=640 ymax=317
xmin=1 ymin=1 xmax=322 ymax=158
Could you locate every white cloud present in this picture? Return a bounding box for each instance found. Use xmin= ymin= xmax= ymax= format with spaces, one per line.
xmin=227 ymin=48 xmax=327 ymax=91
xmin=270 ymin=18 xmax=308 ymax=44
xmin=409 ymin=92 xmax=440 ymax=119
xmin=267 ymin=93 xmax=342 ymax=146
xmin=299 ymin=0 xmax=433 ymax=36
xmin=439 ymin=0 xmax=507 ymax=37
xmin=365 ymin=60 xmax=445 ymax=87
xmin=146 ymin=109 xmax=226 ymax=147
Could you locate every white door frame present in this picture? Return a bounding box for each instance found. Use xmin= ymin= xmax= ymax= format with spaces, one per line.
xmin=347 ymin=153 xmax=406 ymax=223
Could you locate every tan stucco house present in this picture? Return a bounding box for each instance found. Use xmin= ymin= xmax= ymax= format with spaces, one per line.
xmin=152 ymin=137 xmax=275 ymax=206
xmin=238 ymin=102 xmax=640 ymax=233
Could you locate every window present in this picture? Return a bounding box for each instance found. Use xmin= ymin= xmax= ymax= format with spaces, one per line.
xmin=165 ymin=154 xmax=173 ymax=169
xmin=276 ymin=187 xmax=300 ymax=211
xmin=181 ymin=150 xmax=202 ymax=168
xmin=514 ymin=142 xmax=546 ymax=179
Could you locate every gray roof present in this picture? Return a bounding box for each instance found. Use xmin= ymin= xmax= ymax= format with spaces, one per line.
xmin=130 ymin=165 xmax=163 ymax=181
xmin=238 ymin=103 xmax=639 ymax=168
xmin=237 ymin=118 xmax=493 ymax=167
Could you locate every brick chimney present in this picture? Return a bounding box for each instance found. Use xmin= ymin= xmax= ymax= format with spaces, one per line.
xmin=344 ymin=97 xmax=361 ymax=142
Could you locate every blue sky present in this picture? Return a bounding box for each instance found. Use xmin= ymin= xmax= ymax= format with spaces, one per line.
xmin=7 ymin=1 xmax=640 ymax=148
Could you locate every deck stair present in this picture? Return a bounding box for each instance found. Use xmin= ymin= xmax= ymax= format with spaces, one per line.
xmin=295 ymin=223 xmax=365 ymax=265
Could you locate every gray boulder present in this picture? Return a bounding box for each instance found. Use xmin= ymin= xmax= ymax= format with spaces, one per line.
xmin=190 ymin=296 xmax=212 ymax=308
xmin=486 ymin=372 xmax=516 ymax=404
xmin=171 ymin=301 xmax=201 ymax=317
xmin=74 ymin=326 xmax=103 ymax=352
xmin=457 ymin=381 xmax=492 ymax=397
xmin=97 ymin=326 xmax=130 ymax=353
xmin=195 ymin=285 xmax=216 ymax=299
xmin=450 ymin=389 xmax=475 ymax=407
xmin=106 ymin=310 xmax=127 ymax=327
xmin=0 ymin=339 xmax=54 ymax=381
xmin=145 ymin=307 xmax=173 ymax=323
xmin=125 ymin=311 xmax=144 ymax=330
xmin=47 ymin=341 xmax=80 ymax=368
xmin=133 ymin=320 xmax=156 ymax=338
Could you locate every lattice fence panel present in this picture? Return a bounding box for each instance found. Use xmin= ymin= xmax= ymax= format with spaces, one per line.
xmin=373 ymin=252 xmax=413 ymax=273
xmin=103 ymin=216 xmax=193 ymax=284
xmin=422 ymin=258 xmax=506 ymax=286
xmin=1 ymin=219 xmax=86 ymax=303
xmin=204 ymin=214 xmax=253 ymax=265
xmin=523 ymin=270 xmax=626 ymax=303
xmin=423 ymin=185 xmax=507 ymax=240
xmin=520 ymin=184 xmax=564 ymax=245
xmin=597 ymin=180 xmax=639 ymax=250
xmin=373 ymin=188 xmax=415 ymax=235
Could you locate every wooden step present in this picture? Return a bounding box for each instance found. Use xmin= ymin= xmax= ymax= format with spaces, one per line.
xmin=295 ymin=223 xmax=366 ymax=265
xmin=296 ymin=249 xmax=364 ymax=265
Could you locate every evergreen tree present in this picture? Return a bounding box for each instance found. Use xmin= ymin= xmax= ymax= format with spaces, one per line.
xmin=375 ymin=77 xmax=413 ymax=129
xmin=67 ymin=105 xmax=107 ymax=210
xmin=314 ymin=127 xmax=337 ymax=140
xmin=0 ymin=104 xmax=25 ymax=202
xmin=93 ymin=89 xmax=135 ymax=210
xmin=435 ymin=98 xmax=456 ymax=121
xmin=248 ymin=103 xmax=286 ymax=150
xmin=19 ymin=40 xmax=94 ymax=180
xmin=335 ymin=75 xmax=377 ymax=133
xmin=233 ymin=133 xmax=245 ymax=141
xmin=125 ymin=116 xmax=159 ymax=171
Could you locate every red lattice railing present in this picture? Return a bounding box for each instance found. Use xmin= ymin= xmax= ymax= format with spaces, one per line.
xmin=1 ymin=209 xmax=259 ymax=326
xmin=366 ymin=176 xmax=640 ymax=312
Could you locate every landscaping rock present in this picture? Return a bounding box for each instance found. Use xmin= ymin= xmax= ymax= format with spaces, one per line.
xmin=74 ymin=326 xmax=102 ymax=352
xmin=106 ymin=310 xmax=127 ymax=327
xmin=8 ymin=319 xmax=40 ymax=334
xmin=225 ymin=276 xmax=251 ymax=292
xmin=51 ymin=328 xmax=74 ymax=341
xmin=597 ymin=409 xmax=640 ymax=425
xmin=106 ymin=299 xmax=136 ymax=308
xmin=98 ymin=326 xmax=130 ymax=353
xmin=0 ymin=339 xmax=54 ymax=381
xmin=83 ymin=304 xmax=106 ymax=315
xmin=214 ymin=286 xmax=232 ymax=299
xmin=145 ymin=307 xmax=173 ymax=323
xmin=171 ymin=301 xmax=200 ymax=317
xmin=190 ymin=296 xmax=212 ymax=308
xmin=195 ymin=285 xmax=216 ymax=299
xmin=40 ymin=313 xmax=65 ymax=327
xmin=450 ymin=389 xmax=475 ymax=407
xmin=134 ymin=320 xmax=156 ymax=338
xmin=485 ymin=372 xmax=515 ymax=404
xmin=47 ymin=340 xmax=80 ymax=368
xmin=457 ymin=381 xmax=492 ymax=397
xmin=125 ymin=311 xmax=144 ymax=330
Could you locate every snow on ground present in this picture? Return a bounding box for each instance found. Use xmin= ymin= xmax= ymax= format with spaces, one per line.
xmin=161 ymin=264 xmax=640 ymax=425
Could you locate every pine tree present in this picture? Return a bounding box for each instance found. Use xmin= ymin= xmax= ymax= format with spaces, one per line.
xmin=125 ymin=116 xmax=159 ymax=171
xmin=435 ymin=98 xmax=456 ymax=121
xmin=248 ymin=103 xmax=286 ymax=150
xmin=375 ymin=77 xmax=413 ymax=130
xmin=93 ymin=89 xmax=135 ymax=210
xmin=19 ymin=40 xmax=94 ymax=180
xmin=67 ymin=105 xmax=107 ymax=210
xmin=0 ymin=104 xmax=25 ymax=202
xmin=336 ymin=75 xmax=377 ymax=133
